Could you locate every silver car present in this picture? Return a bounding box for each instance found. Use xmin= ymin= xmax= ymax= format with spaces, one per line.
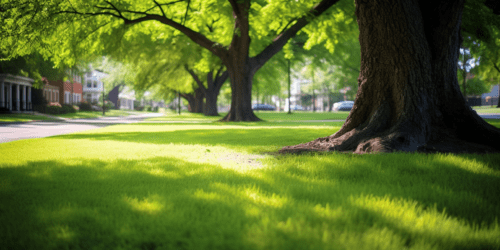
xmin=332 ymin=101 xmax=354 ymax=111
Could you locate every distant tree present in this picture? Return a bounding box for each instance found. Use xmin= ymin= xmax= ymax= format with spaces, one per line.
xmin=464 ymin=77 xmax=491 ymax=96
xmin=0 ymin=0 xmax=345 ymax=121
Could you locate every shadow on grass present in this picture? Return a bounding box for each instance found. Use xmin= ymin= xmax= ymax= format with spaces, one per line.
xmin=1 ymin=154 xmax=499 ymax=249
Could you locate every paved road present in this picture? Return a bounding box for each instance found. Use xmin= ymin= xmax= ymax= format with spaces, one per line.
xmin=0 ymin=113 xmax=164 ymax=144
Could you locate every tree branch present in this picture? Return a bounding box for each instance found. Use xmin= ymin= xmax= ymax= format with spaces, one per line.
xmin=493 ymin=63 xmax=500 ymax=74
xmin=153 ymin=0 xmax=167 ymax=17
xmin=252 ymin=0 xmax=340 ymax=70
xmin=56 ymin=10 xmax=123 ymax=19
xmin=214 ymin=70 xmax=229 ymax=92
xmin=184 ymin=65 xmax=207 ymax=94
xmin=103 ymin=0 xmax=125 ymax=19
xmin=124 ymin=14 xmax=226 ymax=56
xmin=56 ymin=6 xmax=227 ymax=57
xmin=182 ymin=0 xmax=190 ymax=25
xmin=228 ymin=0 xmax=241 ymax=17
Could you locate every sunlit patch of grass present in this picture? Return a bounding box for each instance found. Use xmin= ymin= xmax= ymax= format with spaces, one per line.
xmin=351 ymin=194 xmax=500 ymax=247
xmin=123 ymin=194 xmax=165 ymax=214
xmin=50 ymin=123 xmax=339 ymax=154
xmin=1 ymin=119 xmax=500 ymax=249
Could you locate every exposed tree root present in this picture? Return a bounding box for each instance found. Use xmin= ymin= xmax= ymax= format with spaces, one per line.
xmin=219 ymin=110 xmax=262 ymax=122
xmin=280 ymin=109 xmax=500 ymax=154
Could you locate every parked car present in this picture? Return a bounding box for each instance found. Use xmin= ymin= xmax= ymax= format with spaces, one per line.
xmin=332 ymin=101 xmax=354 ymax=111
xmin=252 ymin=104 xmax=276 ymax=111
xmin=290 ymin=105 xmax=304 ymax=111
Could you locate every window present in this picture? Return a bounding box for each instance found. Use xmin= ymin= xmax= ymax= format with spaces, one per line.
xmin=56 ymin=91 xmax=59 ymax=102
xmin=65 ymin=92 xmax=69 ymax=104
xmin=87 ymin=80 xmax=92 ymax=88
xmin=93 ymin=81 xmax=97 ymax=88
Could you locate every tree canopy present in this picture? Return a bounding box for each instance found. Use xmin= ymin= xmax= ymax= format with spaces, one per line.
xmin=1 ymin=0 xmax=354 ymax=120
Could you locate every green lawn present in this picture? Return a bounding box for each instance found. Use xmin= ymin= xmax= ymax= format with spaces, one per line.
xmin=0 ymin=113 xmax=55 ymax=122
xmin=1 ymin=114 xmax=499 ymax=250
xmin=148 ymin=111 xmax=350 ymax=123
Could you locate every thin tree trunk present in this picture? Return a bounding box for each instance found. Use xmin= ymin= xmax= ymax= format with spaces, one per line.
xmin=179 ymin=93 xmax=195 ymax=113
xmin=194 ymin=87 xmax=204 ymax=113
xmin=204 ymin=91 xmax=219 ymax=116
xmin=328 ymin=92 xmax=332 ymax=112
xmin=204 ymin=69 xmax=228 ymax=116
xmin=281 ymin=0 xmax=500 ymax=154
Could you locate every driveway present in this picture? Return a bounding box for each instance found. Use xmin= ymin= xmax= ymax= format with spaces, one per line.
xmin=0 ymin=113 xmax=163 ymax=143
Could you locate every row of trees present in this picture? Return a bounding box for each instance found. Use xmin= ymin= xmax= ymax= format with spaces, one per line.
xmin=1 ymin=0 xmax=499 ymax=153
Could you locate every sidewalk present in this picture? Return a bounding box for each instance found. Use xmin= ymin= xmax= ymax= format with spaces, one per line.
xmin=0 ymin=112 xmax=165 ymax=143
xmin=0 ymin=111 xmax=163 ymax=124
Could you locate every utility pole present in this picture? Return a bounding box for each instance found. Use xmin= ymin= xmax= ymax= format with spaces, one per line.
xmin=102 ymin=81 xmax=105 ymax=116
xmin=312 ymin=69 xmax=316 ymax=112
xmin=462 ymin=50 xmax=467 ymax=105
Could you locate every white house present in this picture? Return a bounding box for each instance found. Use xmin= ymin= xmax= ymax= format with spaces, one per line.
xmin=0 ymin=74 xmax=34 ymax=112
xmin=118 ymin=86 xmax=135 ymax=110
xmin=83 ymin=70 xmax=107 ymax=103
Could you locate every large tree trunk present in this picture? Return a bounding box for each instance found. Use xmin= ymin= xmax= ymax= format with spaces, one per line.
xmin=219 ymin=0 xmax=260 ymax=122
xmin=281 ymin=0 xmax=500 ymax=154
xmin=221 ymin=62 xmax=260 ymax=121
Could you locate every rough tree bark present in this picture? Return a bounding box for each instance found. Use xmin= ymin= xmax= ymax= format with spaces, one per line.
xmin=281 ymin=0 xmax=500 ymax=154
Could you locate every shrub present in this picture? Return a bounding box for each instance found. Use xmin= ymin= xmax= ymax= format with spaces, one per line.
xmin=104 ymin=102 xmax=115 ymax=111
xmin=61 ymin=104 xmax=76 ymax=114
xmin=78 ymin=102 xmax=93 ymax=111
xmin=45 ymin=105 xmax=62 ymax=114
